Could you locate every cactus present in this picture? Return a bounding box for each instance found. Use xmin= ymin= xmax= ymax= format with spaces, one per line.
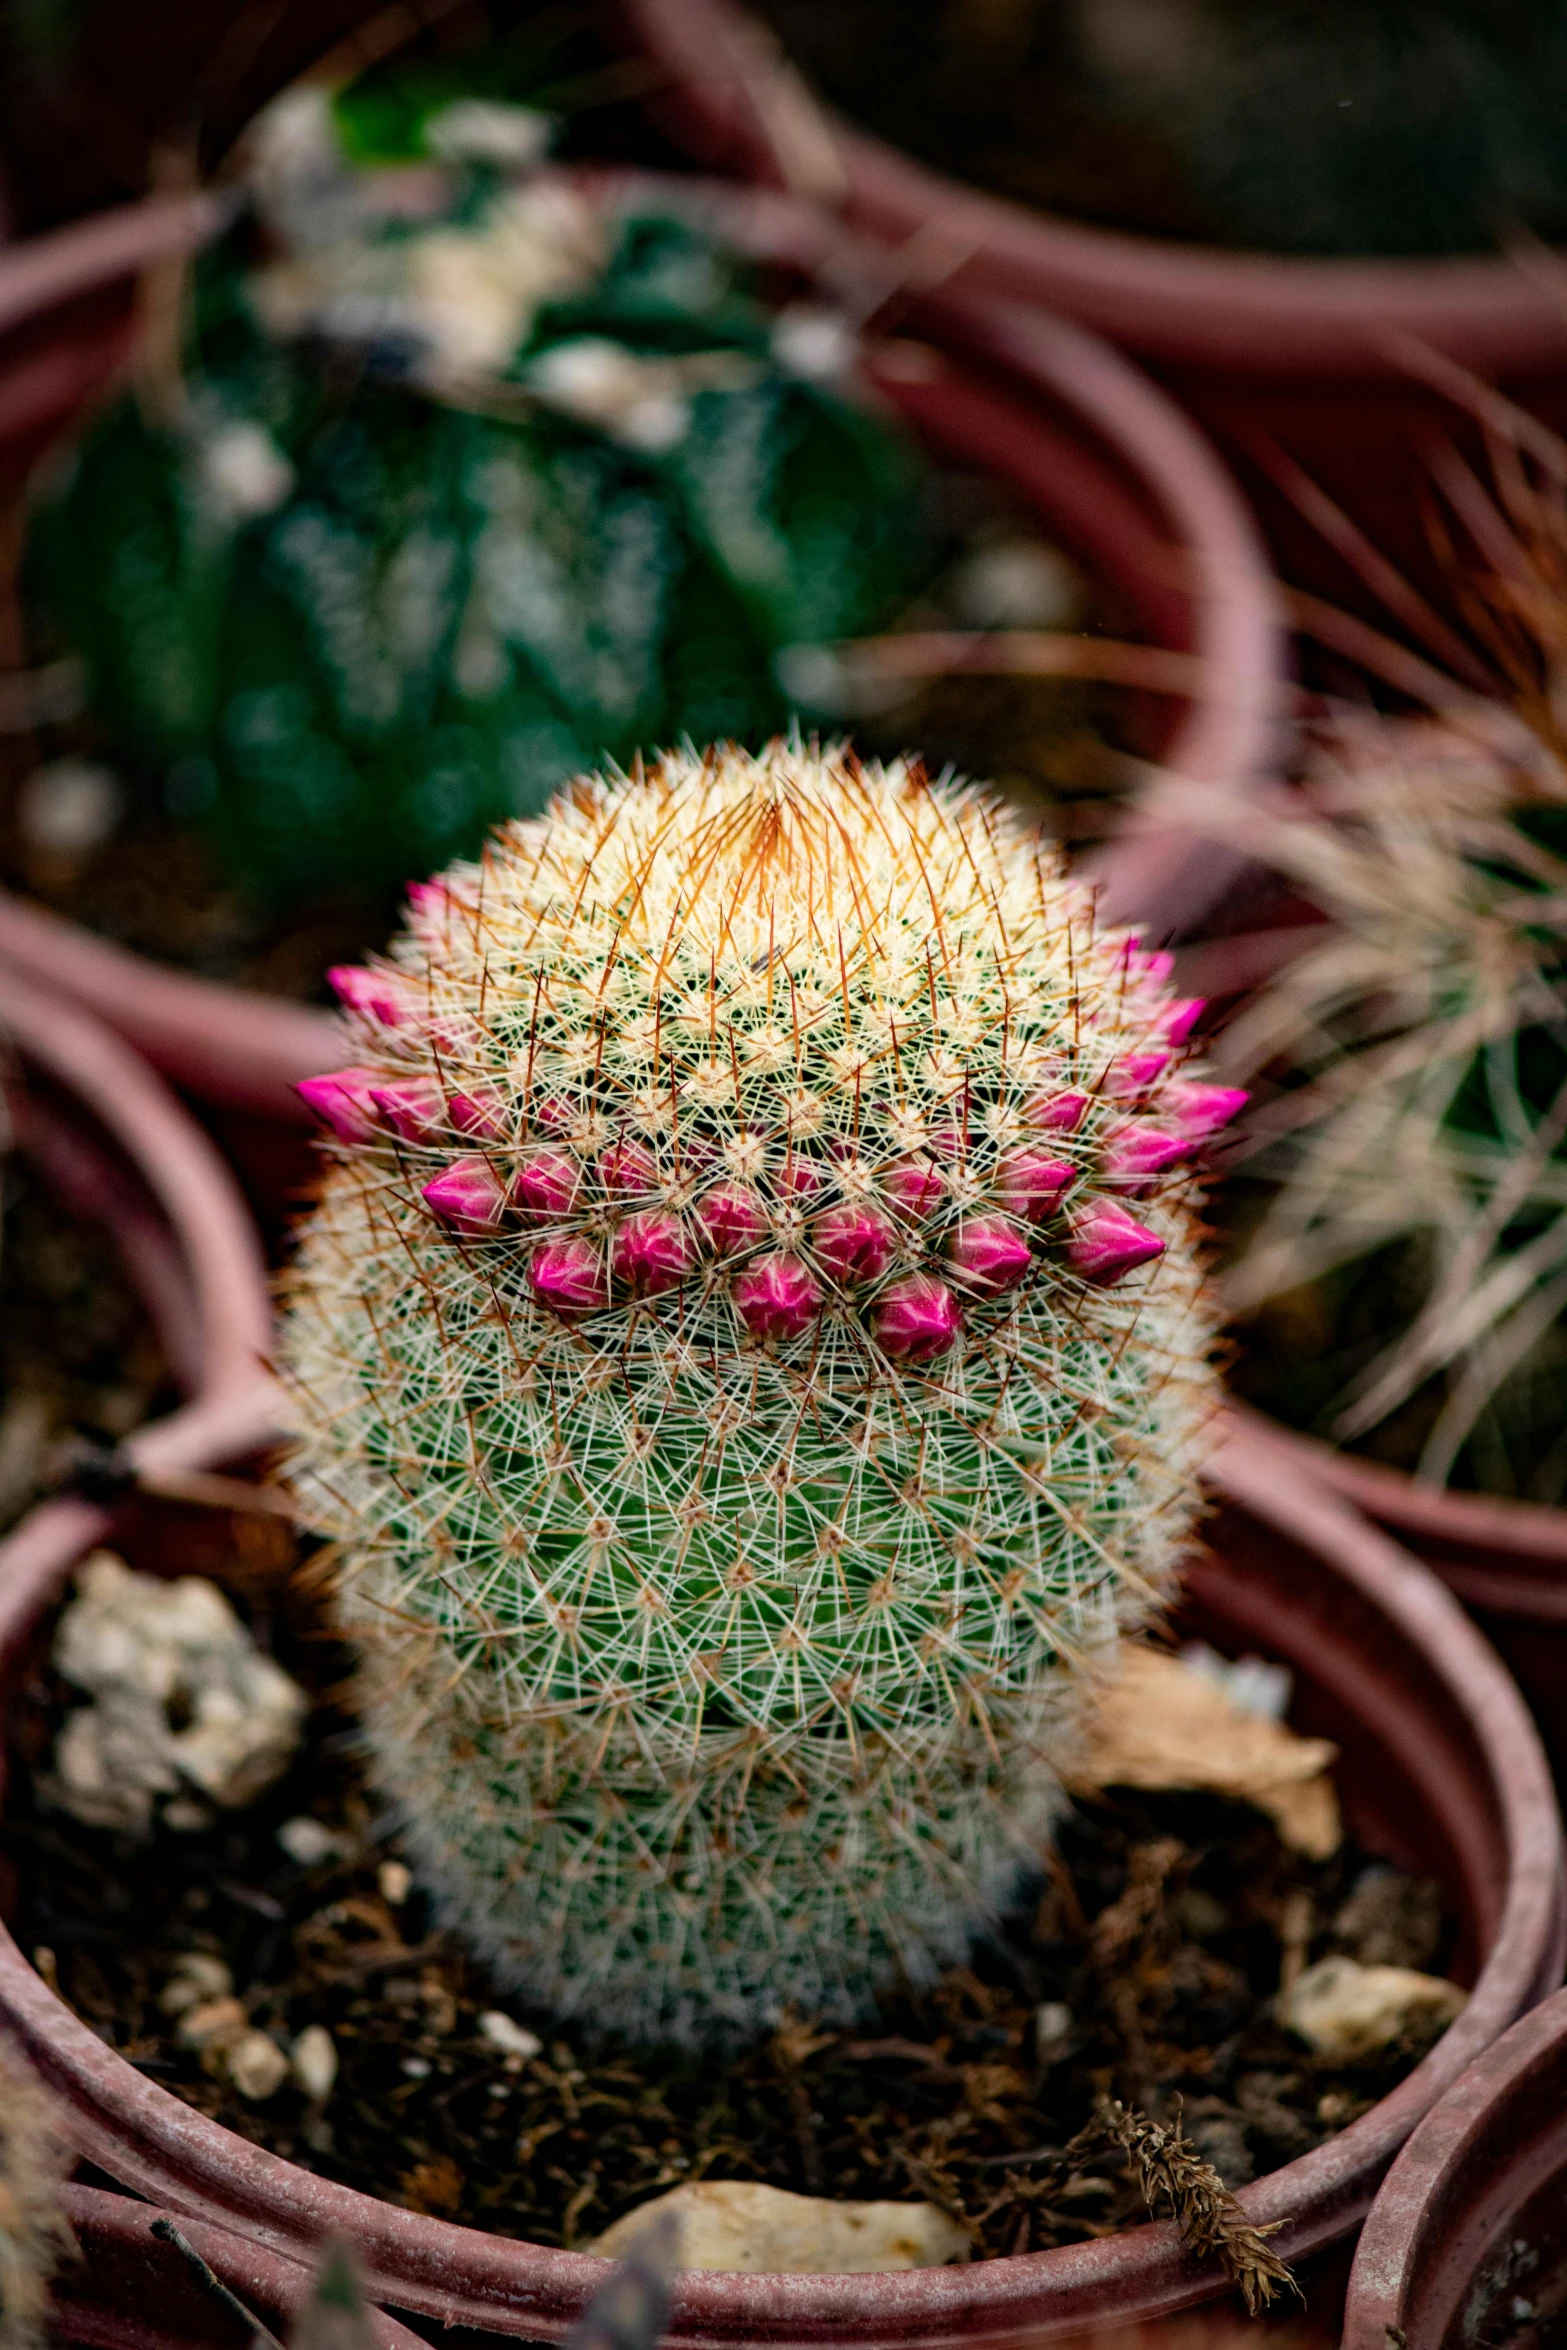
xmin=283 ymin=743 xmax=1226 ymax=2044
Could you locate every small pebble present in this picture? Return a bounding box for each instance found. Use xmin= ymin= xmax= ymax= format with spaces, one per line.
xmin=17 ymin=759 xmax=123 ymax=859
xmin=1034 ymin=2001 xmax=1072 ymax=2057
xmin=378 ymin=1860 xmax=412 ymax=1906
xmin=478 ymin=2010 xmax=542 ymax=2067
xmin=402 ymin=2056 xmax=432 ymax=2079
xmin=290 ymin=2024 xmax=338 ymax=2103
xmin=278 ymin=1816 xmax=341 ymax=1867
xmin=159 ymin=1954 xmax=234 ymax=2016
xmin=228 ymin=2031 xmax=289 ymax=2102
xmin=1281 ymin=1956 xmax=1467 ymax=2060
xmin=591 ymin=2180 xmax=968 ymax=2273
xmin=176 ymin=1996 xmax=248 ymax=2053
xmin=163 ymin=1797 xmax=214 ymax=1834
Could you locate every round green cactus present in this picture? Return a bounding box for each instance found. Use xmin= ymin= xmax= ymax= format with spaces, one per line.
xmin=283 ymin=743 xmax=1229 ymax=2043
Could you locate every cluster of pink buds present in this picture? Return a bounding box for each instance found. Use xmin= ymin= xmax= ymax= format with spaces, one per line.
xmin=300 ymin=927 xmax=1248 ymax=1366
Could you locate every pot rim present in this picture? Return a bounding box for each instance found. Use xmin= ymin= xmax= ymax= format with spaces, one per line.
xmin=1341 ymin=1983 xmax=1567 ymax=2348
xmin=617 ymin=0 xmax=1567 ymax=381
xmin=0 ymin=1410 xmax=1559 ymax=2346
xmin=0 ymin=169 xmax=1282 ymax=1118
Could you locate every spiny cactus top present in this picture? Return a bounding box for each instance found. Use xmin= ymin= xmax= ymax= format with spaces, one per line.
xmin=284 ymin=743 xmax=1232 ymax=2043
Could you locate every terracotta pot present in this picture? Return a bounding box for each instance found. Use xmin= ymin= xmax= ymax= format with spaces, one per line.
xmin=616 ymin=0 xmax=1567 ymax=613
xmin=1342 ymin=1983 xmax=1567 ymax=2348
xmin=0 ymin=963 xmax=278 ymax=1597
xmin=56 ymin=2183 xmax=428 ymax=2350
xmin=1255 ymin=1421 xmax=1567 ymax=1792
xmin=0 ymin=177 xmax=1282 ymax=1128
xmin=0 ymin=1411 xmax=1558 ymax=2346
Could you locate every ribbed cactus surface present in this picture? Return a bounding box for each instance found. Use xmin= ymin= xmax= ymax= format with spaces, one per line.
xmin=283 ymin=744 xmax=1228 ymax=2042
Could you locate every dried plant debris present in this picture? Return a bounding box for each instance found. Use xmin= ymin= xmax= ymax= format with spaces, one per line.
xmin=0 ymin=2036 xmax=76 ymax=2350
xmin=1079 ymin=2099 xmax=1295 ymax=2315
xmin=2 ymin=1564 xmax=1461 ymax=2277
xmin=1068 ymin=1646 xmax=1341 ymax=1860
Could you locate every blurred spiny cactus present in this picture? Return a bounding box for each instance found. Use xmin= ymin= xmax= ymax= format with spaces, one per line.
xmin=283 ymin=743 xmax=1230 ymax=2043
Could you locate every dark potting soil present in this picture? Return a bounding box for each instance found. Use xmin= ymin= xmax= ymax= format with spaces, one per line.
xmin=2 ymin=1514 xmax=1456 ymax=2263
xmin=0 ymin=1159 xmax=175 ymax=1535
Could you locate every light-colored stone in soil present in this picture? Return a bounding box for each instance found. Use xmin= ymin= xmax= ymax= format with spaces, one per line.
xmin=1281 ymin=1955 xmax=1467 ymax=2059
xmin=590 ymin=2180 xmax=970 ymax=2273
xmin=159 ymin=1954 xmax=234 ymax=2015
xmin=290 ymin=2025 xmax=338 ymax=2102
xmin=478 ymin=2010 xmax=541 ymax=2067
xmin=228 ymin=2032 xmax=289 ymax=2101
xmin=175 ymin=1997 xmax=249 ymax=2054
xmin=48 ymin=1553 xmax=306 ymax=1834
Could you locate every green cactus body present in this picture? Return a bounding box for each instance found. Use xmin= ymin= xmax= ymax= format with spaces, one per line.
xmin=283 ymin=743 xmax=1224 ymax=2043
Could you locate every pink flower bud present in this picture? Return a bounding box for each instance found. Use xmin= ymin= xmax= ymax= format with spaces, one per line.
xmin=1102 ymin=1124 xmax=1188 ymax=1191
xmin=449 ymin=1085 xmax=507 ymax=1141
xmin=948 ymin=1215 xmax=1032 ymax=1298
xmin=599 ymin=1139 xmax=658 ymax=1197
xmin=512 ymin=1149 xmax=580 ymax=1222
xmin=697 ymin=1184 xmax=768 ymax=1255
xmin=995 ymin=1150 xmax=1074 ymax=1220
xmin=873 ymin=1274 xmax=962 ymax=1362
xmin=613 ymin=1210 xmax=694 ymax=1297
xmin=1107 ymin=1048 xmax=1173 ymax=1097
xmin=405 ymin=879 xmax=449 ymax=934
xmin=1120 ymin=940 xmax=1175 ymax=985
xmin=371 ymin=1077 xmax=448 ymax=1143
xmin=733 ymin=1251 xmax=824 ymax=1341
xmin=1157 ymin=998 xmax=1205 ymax=1047
xmin=329 ymin=965 xmax=410 ymax=1027
xmin=421 ymin=1155 xmax=510 ymax=1234
xmin=1025 ymin=1090 xmax=1090 ymax=1134
xmin=295 ymin=1067 xmax=384 ymax=1143
xmin=1165 ymin=1081 xmax=1249 ymax=1139
xmin=813 ymin=1204 xmax=896 ymax=1286
xmin=881 ymin=1160 xmax=944 ymax=1221
xmin=1067 ymin=1201 xmax=1166 ymax=1286
xmin=530 ymin=1237 xmax=608 ymax=1317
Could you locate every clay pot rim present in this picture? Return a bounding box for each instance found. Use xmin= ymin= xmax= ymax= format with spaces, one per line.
xmin=0 ymin=1409 xmax=1559 ymax=2345
xmin=617 ymin=0 xmax=1567 ymax=381
xmin=0 ymin=171 xmax=1282 ymax=1119
xmin=1341 ymin=1984 xmax=1567 ymax=2348
xmin=0 ymin=964 xmax=277 ymax=1483
xmin=59 ymin=2182 xmax=430 ymax=2350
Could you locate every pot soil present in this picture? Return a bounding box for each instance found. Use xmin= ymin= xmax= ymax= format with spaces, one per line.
xmin=0 ymin=1416 xmax=1558 ymax=2346
xmin=0 ymin=169 xmax=1280 ymax=1134
xmin=1342 ymin=1981 xmax=1567 ymax=2349
xmin=617 ymin=0 xmax=1567 ymax=618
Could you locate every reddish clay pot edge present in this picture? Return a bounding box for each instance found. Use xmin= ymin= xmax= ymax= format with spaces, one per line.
xmin=0 ymin=1410 xmax=1558 ymax=2348
xmin=617 ymin=0 xmax=1567 ymax=382
xmin=0 ymin=966 xmax=279 ymax=1604
xmin=0 ymin=180 xmax=1282 ymax=1119
xmin=57 ymin=2184 xmax=428 ymax=2350
xmin=1342 ymin=1983 xmax=1567 ymax=2348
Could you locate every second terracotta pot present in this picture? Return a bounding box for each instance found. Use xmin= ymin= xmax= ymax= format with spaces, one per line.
xmin=1342 ymin=1982 xmax=1567 ymax=2348
xmin=0 ymin=173 xmax=1282 ymax=1134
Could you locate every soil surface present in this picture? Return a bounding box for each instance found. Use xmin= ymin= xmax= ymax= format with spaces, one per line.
xmin=3 ymin=1519 xmax=1455 ymax=2262
xmin=0 ymin=1158 xmax=174 ymax=1535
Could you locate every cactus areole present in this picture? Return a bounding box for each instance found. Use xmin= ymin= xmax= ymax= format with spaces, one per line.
xmin=283 ymin=745 xmax=1225 ymax=2045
